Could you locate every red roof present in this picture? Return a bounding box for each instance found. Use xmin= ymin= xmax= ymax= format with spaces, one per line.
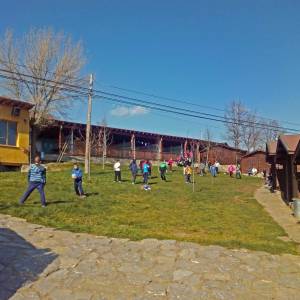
xmin=242 ymin=150 xmax=266 ymax=159
xmin=278 ymin=135 xmax=300 ymax=154
xmin=0 ymin=96 xmax=34 ymax=110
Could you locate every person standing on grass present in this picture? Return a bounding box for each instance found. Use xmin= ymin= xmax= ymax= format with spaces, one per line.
xmin=146 ymin=160 xmax=152 ymax=177
xmin=114 ymin=160 xmax=122 ymax=182
xmin=139 ymin=160 xmax=145 ymax=174
xmin=159 ymin=160 xmax=167 ymax=181
xmin=199 ymin=160 xmax=205 ymax=176
xmin=210 ymin=163 xmax=217 ymax=177
xmin=143 ymin=161 xmax=150 ymax=184
xmin=236 ymin=164 xmax=242 ymax=179
xmin=184 ymin=165 xmax=192 ymax=183
xmin=129 ymin=159 xmax=138 ymax=184
xmin=228 ymin=164 xmax=235 ymax=177
xmin=19 ymin=156 xmax=47 ymax=207
xmin=72 ymin=163 xmax=86 ymax=198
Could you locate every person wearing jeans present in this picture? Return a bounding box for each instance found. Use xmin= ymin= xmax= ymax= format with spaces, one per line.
xmin=72 ymin=163 xmax=86 ymax=197
xmin=19 ymin=156 xmax=47 ymax=207
xmin=129 ymin=159 xmax=138 ymax=184
xmin=143 ymin=161 xmax=150 ymax=184
xmin=159 ymin=161 xmax=167 ymax=181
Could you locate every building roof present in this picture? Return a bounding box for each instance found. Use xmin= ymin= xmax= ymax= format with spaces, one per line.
xmin=47 ymin=119 xmax=247 ymax=151
xmin=0 ymin=96 xmax=34 ymax=110
xmin=278 ymin=134 xmax=300 ymax=154
xmin=241 ymin=150 xmax=266 ymax=159
xmin=212 ymin=143 xmax=247 ymax=153
xmin=266 ymin=141 xmax=277 ymax=156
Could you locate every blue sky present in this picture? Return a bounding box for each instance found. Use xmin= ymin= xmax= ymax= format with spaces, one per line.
xmin=1 ymin=0 xmax=300 ymax=141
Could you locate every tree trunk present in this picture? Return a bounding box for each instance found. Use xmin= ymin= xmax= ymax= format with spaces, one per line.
xmin=102 ymin=129 xmax=107 ymax=170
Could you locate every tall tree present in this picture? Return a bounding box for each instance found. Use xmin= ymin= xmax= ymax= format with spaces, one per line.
xmin=241 ymin=111 xmax=262 ymax=152
xmin=0 ymin=28 xmax=86 ymax=158
xmin=261 ymin=119 xmax=282 ymax=144
xmin=224 ymin=100 xmax=247 ymax=149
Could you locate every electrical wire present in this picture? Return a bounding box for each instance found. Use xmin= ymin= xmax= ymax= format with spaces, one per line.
xmin=0 ymin=68 xmax=296 ymax=133
xmin=0 ymin=68 xmax=299 ymax=133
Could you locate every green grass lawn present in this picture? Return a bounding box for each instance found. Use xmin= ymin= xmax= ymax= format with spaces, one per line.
xmin=0 ymin=163 xmax=299 ymax=255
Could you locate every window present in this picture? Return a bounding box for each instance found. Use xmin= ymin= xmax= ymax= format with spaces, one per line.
xmin=0 ymin=120 xmax=17 ymax=146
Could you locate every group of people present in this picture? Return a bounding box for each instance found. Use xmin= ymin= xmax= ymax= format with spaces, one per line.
xmin=19 ymin=156 xmax=86 ymax=208
xmin=197 ymin=160 xmax=242 ymax=179
xmin=19 ymin=155 xmax=249 ymax=208
xmin=115 ymin=159 xmax=171 ymax=185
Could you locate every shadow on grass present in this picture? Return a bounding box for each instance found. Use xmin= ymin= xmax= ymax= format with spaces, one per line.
xmin=48 ymin=200 xmax=74 ymax=205
xmin=85 ymin=192 xmax=99 ymax=197
xmin=0 ymin=228 xmax=57 ymax=300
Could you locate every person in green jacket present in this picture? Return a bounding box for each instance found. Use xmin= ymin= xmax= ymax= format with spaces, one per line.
xmin=159 ymin=160 xmax=168 ymax=181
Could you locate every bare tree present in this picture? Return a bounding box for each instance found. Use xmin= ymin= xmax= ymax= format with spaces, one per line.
xmin=98 ymin=118 xmax=113 ymax=169
xmin=204 ymin=128 xmax=213 ymax=163
xmin=77 ymin=119 xmax=113 ymax=169
xmin=224 ymin=100 xmax=247 ymax=149
xmin=0 ymin=28 xmax=86 ymax=158
xmin=261 ymin=119 xmax=282 ymax=144
xmin=241 ymin=111 xmax=262 ymax=152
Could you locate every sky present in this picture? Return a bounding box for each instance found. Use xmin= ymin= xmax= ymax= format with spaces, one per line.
xmin=1 ymin=0 xmax=300 ymax=142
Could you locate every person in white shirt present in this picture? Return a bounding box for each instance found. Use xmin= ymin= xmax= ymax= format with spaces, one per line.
xmin=215 ymin=161 xmax=220 ymax=174
xmin=114 ymin=160 xmax=121 ymax=182
xmin=252 ymin=167 xmax=258 ymax=176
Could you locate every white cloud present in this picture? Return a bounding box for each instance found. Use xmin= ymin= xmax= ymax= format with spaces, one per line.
xmin=110 ymin=105 xmax=150 ymax=117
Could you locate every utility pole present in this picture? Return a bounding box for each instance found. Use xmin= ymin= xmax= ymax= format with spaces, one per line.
xmin=85 ymin=74 xmax=93 ymax=179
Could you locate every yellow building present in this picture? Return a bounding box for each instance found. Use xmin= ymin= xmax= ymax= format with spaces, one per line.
xmin=0 ymin=96 xmax=33 ymax=168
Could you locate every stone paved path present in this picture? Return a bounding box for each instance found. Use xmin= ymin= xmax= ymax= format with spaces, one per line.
xmin=1 ymin=213 xmax=300 ymax=300
xmin=255 ymin=186 xmax=300 ymax=243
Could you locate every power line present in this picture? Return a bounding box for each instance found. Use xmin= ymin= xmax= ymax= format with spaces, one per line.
xmin=96 ymin=80 xmax=300 ymax=127
xmin=0 ymin=68 xmax=299 ymax=133
xmin=2 ymin=59 xmax=300 ymax=127
xmin=94 ymin=94 xmax=299 ymax=133
xmin=96 ymin=80 xmax=225 ymax=112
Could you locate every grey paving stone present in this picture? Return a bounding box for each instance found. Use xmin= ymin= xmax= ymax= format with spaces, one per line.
xmin=2 ymin=212 xmax=300 ymax=300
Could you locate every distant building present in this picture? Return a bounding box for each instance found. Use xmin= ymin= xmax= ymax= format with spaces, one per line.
xmin=240 ymin=150 xmax=269 ymax=173
xmin=0 ymin=96 xmax=33 ymax=168
xmin=200 ymin=144 xmax=246 ymax=165
xmin=35 ymin=119 xmax=245 ymax=165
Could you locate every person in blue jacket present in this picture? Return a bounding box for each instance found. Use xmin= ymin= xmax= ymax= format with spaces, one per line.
xmin=72 ymin=163 xmax=86 ymax=198
xmin=19 ymin=156 xmax=47 ymax=207
xmin=129 ymin=159 xmax=138 ymax=184
xmin=143 ymin=161 xmax=150 ymax=184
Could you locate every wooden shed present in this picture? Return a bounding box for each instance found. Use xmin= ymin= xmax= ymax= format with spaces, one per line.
xmin=266 ymin=141 xmax=277 ymax=191
xmin=200 ymin=144 xmax=246 ymax=165
xmin=240 ymin=150 xmax=269 ymax=173
xmin=276 ymin=135 xmax=300 ymax=202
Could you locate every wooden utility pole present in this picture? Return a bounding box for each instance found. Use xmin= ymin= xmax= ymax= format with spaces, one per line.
xmin=85 ymin=74 xmax=93 ymax=179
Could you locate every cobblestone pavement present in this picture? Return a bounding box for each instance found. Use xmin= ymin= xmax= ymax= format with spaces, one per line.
xmin=1 ymin=214 xmax=300 ymax=300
